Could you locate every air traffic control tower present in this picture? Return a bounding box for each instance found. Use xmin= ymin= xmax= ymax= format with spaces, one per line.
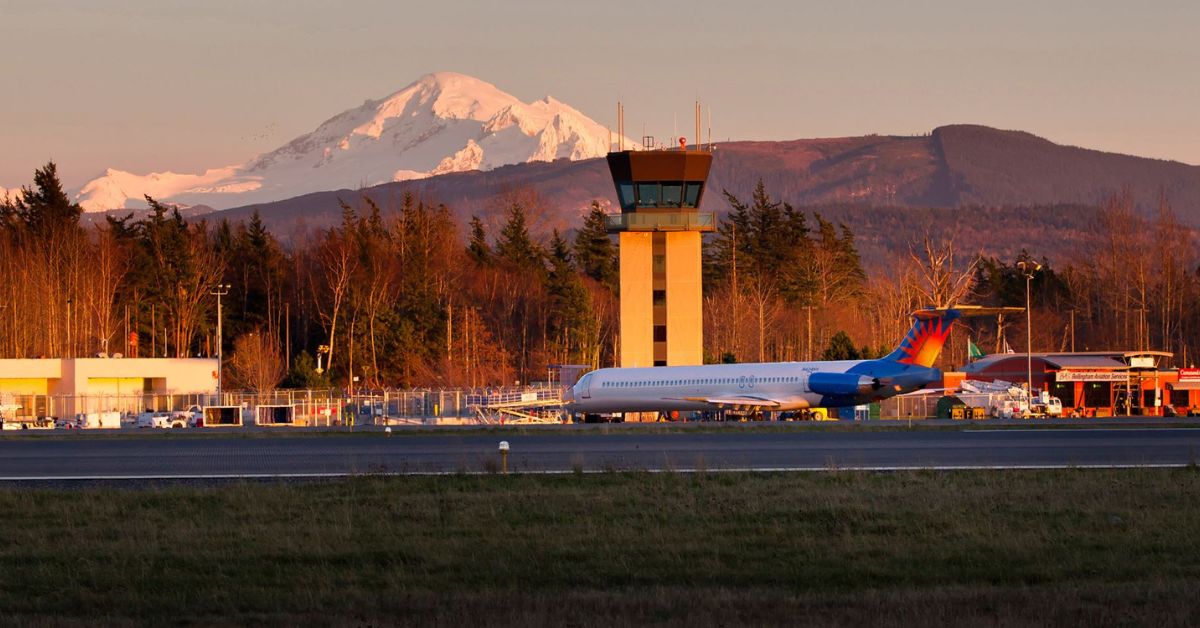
xmin=606 ymin=138 xmax=714 ymax=367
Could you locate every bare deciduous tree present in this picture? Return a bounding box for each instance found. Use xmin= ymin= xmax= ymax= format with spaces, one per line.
xmin=907 ymin=235 xmax=979 ymax=309
xmin=227 ymin=330 xmax=284 ymax=392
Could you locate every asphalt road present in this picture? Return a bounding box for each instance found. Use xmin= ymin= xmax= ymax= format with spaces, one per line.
xmin=2 ymin=426 xmax=1200 ymax=479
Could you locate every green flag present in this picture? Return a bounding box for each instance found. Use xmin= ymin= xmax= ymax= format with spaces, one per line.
xmin=967 ymin=338 xmax=984 ymax=361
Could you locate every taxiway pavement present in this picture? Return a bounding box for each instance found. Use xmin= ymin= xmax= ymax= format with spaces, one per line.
xmin=2 ymin=425 xmax=1199 ymax=480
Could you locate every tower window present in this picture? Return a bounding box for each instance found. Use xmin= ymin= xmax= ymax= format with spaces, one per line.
xmin=661 ymin=183 xmax=682 ymax=207
xmin=617 ymin=182 xmax=636 ymax=210
xmin=637 ymin=183 xmax=660 ymax=207
xmin=653 ymin=325 xmax=667 ymax=342
xmin=653 ymin=290 xmax=666 ymax=306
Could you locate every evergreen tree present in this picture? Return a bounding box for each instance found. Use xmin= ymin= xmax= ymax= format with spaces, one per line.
xmin=545 ymin=230 xmax=594 ymax=361
xmin=811 ymin=213 xmax=866 ymax=304
xmin=214 ymin=218 xmax=235 ymax=253
xmin=709 ymin=180 xmax=816 ymax=304
xmin=224 ymin=210 xmax=287 ymax=342
xmin=777 ymin=203 xmax=816 ymax=303
xmin=838 ymin=222 xmax=867 ymax=291
xmin=495 ymin=201 xmax=543 ymax=272
xmin=123 ymin=195 xmax=222 ymax=357
xmin=283 ymin=351 xmax=331 ymax=388
xmin=467 ymin=215 xmax=491 ymax=265
xmin=822 ymin=331 xmax=861 ymax=361
xmin=573 ymin=202 xmax=617 ymax=288
xmin=9 ymin=162 xmax=83 ymax=237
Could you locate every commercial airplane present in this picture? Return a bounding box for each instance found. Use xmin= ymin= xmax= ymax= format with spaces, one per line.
xmin=567 ymin=307 xmax=1008 ymax=416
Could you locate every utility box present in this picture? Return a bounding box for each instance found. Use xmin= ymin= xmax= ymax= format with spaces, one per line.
xmin=256 ymin=405 xmax=296 ymax=426
xmin=83 ymin=412 xmax=121 ymax=429
xmin=203 ymin=405 xmax=243 ymax=427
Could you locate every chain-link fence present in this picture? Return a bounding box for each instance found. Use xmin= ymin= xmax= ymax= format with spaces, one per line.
xmin=0 ymin=385 xmax=570 ymax=428
xmin=0 ymin=392 xmax=217 ymax=423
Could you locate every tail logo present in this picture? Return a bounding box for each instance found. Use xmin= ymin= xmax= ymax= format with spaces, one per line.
xmin=893 ymin=317 xmax=953 ymax=367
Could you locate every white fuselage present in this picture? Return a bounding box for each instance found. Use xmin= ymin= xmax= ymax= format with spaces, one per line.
xmin=568 ymin=360 xmax=864 ymax=413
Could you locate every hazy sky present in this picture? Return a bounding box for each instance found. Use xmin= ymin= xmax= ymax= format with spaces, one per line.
xmin=1 ymin=0 xmax=1197 ymax=188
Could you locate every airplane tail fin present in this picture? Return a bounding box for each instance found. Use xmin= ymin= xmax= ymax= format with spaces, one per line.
xmin=884 ymin=306 xmax=1024 ymax=368
xmin=884 ymin=309 xmax=962 ymax=368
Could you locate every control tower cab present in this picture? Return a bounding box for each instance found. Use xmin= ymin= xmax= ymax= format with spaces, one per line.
xmin=606 ymin=140 xmax=714 ymax=367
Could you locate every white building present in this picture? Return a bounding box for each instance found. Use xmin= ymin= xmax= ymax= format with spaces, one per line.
xmin=0 ymin=357 xmax=218 ymax=418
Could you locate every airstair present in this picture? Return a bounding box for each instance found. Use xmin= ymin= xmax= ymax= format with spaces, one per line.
xmin=467 ymin=387 xmax=565 ymax=424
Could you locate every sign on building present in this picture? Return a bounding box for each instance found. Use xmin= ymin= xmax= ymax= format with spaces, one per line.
xmin=1055 ymin=371 xmax=1129 ymax=382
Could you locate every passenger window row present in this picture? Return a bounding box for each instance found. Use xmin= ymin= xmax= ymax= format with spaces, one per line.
xmin=600 ymin=376 xmax=801 ymax=388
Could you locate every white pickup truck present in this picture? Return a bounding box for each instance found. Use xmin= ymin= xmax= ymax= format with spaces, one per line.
xmin=136 ymin=406 xmax=202 ymax=429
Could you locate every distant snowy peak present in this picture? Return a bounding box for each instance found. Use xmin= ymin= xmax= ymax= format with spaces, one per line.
xmin=75 ymin=72 xmax=634 ymax=211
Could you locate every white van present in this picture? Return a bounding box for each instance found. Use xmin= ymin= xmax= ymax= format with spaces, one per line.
xmin=1031 ymin=397 xmax=1063 ymax=418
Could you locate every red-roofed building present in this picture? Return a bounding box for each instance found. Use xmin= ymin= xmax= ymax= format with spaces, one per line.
xmin=960 ymin=351 xmax=1189 ymax=417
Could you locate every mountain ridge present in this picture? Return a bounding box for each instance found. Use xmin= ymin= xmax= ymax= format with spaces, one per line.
xmin=70 ymin=72 xmax=634 ymax=212
xmin=207 ymin=123 xmax=1200 ymax=267
xmin=215 ymin=123 xmax=1200 ymax=229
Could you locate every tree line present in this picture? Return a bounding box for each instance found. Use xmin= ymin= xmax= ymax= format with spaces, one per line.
xmin=2 ymin=162 xmax=1199 ymax=391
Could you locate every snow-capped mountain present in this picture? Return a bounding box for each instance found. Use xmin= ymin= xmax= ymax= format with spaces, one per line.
xmin=73 ymin=72 xmax=632 ymax=211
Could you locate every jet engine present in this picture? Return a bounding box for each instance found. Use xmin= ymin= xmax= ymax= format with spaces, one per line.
xmin=807 ymin=372 xmax=879 ymax=396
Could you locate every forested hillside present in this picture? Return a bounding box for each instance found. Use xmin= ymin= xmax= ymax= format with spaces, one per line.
xmin=5 ymin=163 xmax=1200 ymax=391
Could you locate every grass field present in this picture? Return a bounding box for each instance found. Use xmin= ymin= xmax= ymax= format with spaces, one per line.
xmin=2 ymin=469 xmax=1199 ymax=626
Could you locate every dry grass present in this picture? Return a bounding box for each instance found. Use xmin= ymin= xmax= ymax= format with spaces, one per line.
xmin=1 ymin=469 xmax=1199 ymax=625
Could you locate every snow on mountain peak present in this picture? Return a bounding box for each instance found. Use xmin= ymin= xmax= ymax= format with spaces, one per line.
xmin=74 ymin=72 xmax=633 ymax=211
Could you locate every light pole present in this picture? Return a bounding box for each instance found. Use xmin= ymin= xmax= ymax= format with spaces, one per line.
xmin=210 ymin=283 xmax=231 ymax=399
xmin=65 ymin=297 xmax=72 ymax=358
xmin=1017 ymin=260 xmax=1041 ymax=400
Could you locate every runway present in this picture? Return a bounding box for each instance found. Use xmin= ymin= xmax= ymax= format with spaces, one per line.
xmin=2 ymin=425 xmax=1200 ymax=480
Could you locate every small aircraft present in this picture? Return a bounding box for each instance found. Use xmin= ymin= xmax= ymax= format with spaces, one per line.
xmin=566 ymin=307 xmax=1018 ymax=417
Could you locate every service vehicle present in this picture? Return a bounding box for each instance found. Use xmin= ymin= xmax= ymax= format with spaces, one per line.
xmin=1029 ymin=397 xmax=1063 ymax=418
xmin=136 ymin=411 xmax=189 ymax=429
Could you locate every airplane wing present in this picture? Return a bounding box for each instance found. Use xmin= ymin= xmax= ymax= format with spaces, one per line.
xmin=666 ymin=396 xmax=782 ymax=408
xmin=898 ymin=389 xmax=953 ymax=396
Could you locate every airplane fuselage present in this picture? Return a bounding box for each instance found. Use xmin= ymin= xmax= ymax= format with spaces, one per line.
xmin=567 ymin=358 xmax=941 ymax=414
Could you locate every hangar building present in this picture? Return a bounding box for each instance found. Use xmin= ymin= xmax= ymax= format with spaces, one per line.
xmin=958 ymin=351 xmax=1192 ymax=416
